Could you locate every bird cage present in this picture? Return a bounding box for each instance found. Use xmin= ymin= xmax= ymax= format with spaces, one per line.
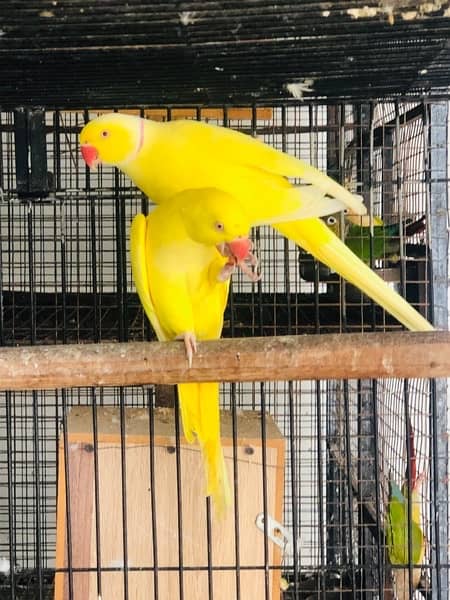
xmin=0 ymin=3 xmax=449 ymax=600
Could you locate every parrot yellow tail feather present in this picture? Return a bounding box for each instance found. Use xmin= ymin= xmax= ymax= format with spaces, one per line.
xmin=178 ymin=382 xmax=231 ymax=516
xmin=276 ymin=219 xmax=434 ymax=332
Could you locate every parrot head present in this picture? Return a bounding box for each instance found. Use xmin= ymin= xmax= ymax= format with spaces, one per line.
xmin=389 ymin=479 xmax=405 ymax=503
xmin=323 ymin=212 xmax=384 ymax=236
xmin=79 ymin=113 xmax=144 ymax=169
xmin=176 ymin=188 xmax=259 ymax=280
xmin=323 ymin=213 xmax=341 ymax=236
xmin=177 ymin=188 xmax=251 ymax=253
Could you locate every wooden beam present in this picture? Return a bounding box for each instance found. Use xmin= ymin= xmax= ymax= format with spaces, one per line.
xmin=0 ymin=332 xmax=448 ymax=391
xmin=84 ymin=107 xmax=274 ymax=121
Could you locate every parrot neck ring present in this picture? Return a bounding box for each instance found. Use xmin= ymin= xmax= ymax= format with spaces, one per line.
xmin=124 ymin=118 xmax=145 ymax=165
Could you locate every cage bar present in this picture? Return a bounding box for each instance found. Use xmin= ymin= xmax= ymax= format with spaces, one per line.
xmin=0 ymin=98 xmax=447 ymax=600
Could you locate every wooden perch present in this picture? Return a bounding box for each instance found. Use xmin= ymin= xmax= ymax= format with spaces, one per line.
xmin=0 ymin=331 xmax=448 ymax=391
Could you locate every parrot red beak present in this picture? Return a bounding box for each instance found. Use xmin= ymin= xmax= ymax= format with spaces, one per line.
xmin=225 ymin=237 xmax=253 ymax=262
xmin=80 ymin=144 xmax=99 ymax=170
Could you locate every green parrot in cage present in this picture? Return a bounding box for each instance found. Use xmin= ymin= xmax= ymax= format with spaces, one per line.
xmin=385 ymin=420 xmax=426 ymax=599
xmin=324 ymin=213 xmax=426 ymax=264
xmin=298 ymin=212 xmax=426 ymax=282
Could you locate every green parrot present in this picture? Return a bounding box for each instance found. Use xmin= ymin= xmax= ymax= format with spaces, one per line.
xmin=324 ymin=213 xmax=426 ymax=264
xmin=385 ymin=420 xmax=426 ymax=599
xmin=386 ymin=479 xmax=424 ymax=565
xmin=299 ymin=214 xmax=426 ymax=282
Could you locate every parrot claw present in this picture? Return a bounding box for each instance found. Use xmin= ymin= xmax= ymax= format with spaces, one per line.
xmin=236 ymin=242 xmax=261 ymax=282
xmin=217 ymin=262 xmax=236 ymax=282
xmin=414 ymin=470 xmax=427 ymax=490
xmin=238 ymin=253 xmax=262 ymax=282
xmin=218 ymin=239 xmax=261 ymax=282
xmin=177 ymin=332 xmax=197 ymax=368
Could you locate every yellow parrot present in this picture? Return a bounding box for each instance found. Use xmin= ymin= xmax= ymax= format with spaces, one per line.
xmin=130 ymin=187 xmax=256 ymax=515
xmin=79 ymin=112 xmax=433 ymax=333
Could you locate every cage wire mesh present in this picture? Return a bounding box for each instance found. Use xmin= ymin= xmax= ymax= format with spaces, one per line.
xmin=0 ymin=101 xmax=447 ymax=599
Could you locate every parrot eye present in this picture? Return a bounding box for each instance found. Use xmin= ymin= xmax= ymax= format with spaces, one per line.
xmin=327 ymin=216 xmax=337 ymax=226
xmin=101 ymin=130 xmax=110 ymax=138
xmin=214 ymin=221 xmax=224 ymax=232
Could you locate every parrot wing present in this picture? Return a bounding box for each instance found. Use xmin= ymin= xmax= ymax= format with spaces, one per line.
xmin=165 ymin=119 xmax=366 ymax=217
xmin=386 ymin=480 xmax=424 ymax=565
xmin=345 ymin=223 xmax=401 ymax=263
xmin=386 ymin=421 xmax=426 ymax=600
xmin=335 ymin=216 xmax=426 ymax=263
xmin=130 ymin=213 xmax=166 ymax=341
xmin=79 ymin=114 xmax=366 ymax=219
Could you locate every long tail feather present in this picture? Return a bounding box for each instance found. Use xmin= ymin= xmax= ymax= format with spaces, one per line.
xmin=276 ymin=218 xmax=434 ymax=332
xmin=202 ymin=436 xmax=231 ymax=517
xmin=177 ymin=382 xmax=231 ymax=515
xmin=177 ymin=382 xmax=198 ymax=445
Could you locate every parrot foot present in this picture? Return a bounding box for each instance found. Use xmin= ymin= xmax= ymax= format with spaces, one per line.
xmin=217 ymin=240 xmax=261 ymax=283
xmin=236 ymin=239 xmax=261 ymax=282
xmin=238 ymin=252 xmax=262 ymax=282
xmin=414 ymin=470 xmax=427 ymax=490
xmin=217 ymin=262 xmax=236 ymax=282
xmin=177 ymin=332 xmax=197 ymax=368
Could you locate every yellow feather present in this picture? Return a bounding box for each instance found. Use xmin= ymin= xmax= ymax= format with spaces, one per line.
xmin=80 ymin=114 xmax=366 ymax=219
xmin=82 ymin=114 xmax=434 ymax=332
xmin=276 ymin=219 xmax=433 ymax=332
xmin=178 ymin=382 xmax=231 ymax=515
xmin=129 ymin=190 xmax=240 ymax=514
xmin=130 ymin=213 xmax=166 ymax=341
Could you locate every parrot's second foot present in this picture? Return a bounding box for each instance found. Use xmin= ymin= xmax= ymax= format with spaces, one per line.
xmin=237 ymin=251 xmax=262 ymax=282
xmin=414 ymin=470 xmax=427 ymax=491
xmin=217 ymin=262 xmax=236 ymax=282
xmin=177 ymin=332 xmax=197 ymax=368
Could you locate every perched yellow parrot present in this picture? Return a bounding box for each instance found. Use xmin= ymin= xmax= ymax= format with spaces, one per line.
xmin=130 ymin=187 xmax=256 ymax=515
xmin=79 ymin=112 xmax=434 ymax=332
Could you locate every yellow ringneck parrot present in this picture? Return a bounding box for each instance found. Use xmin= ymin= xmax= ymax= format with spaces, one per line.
xmin=386 ymin=420 xmax=426 ymax=598
xmin=130 ymin=187 xmax=255 ymax=515
xmin=79 ymin=112 xmax=433 ymax=332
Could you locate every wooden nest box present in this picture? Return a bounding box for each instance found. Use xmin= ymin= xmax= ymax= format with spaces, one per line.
xmin=55 ymin=406 xmax=285 ymax=599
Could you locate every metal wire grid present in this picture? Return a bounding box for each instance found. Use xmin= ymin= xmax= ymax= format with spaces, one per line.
xmin=327 ymin=377 xmax=433 ymax=596
xmin=0 ymin=101 xmax=445 ymax=598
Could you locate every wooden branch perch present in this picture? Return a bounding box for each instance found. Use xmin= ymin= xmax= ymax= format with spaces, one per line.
xmin=0 ymin=331 xmax=448 ymax=391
